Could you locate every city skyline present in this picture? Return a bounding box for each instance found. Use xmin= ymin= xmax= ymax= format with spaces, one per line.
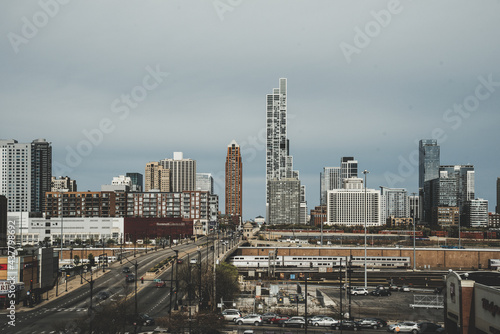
xmin=1 ymin=1 xmax=499 ymax=220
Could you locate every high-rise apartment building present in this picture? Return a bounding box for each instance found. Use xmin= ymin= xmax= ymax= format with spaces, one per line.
xmin=464 ymin=198 xmax=488 ymax=228
xmin=196 ymin=173 xmax=214 ymax=194
xmin=341 ymin=157 xmax=358 ymax=181
xmin=51 ymin=176 xmax=77 ymax=192
xmin=380 ymin=187 xmax=410 ymax=220
xmin=435 ymin=165 xmax=475 ymax=212
xmin=320 ymin=167 xmax=341 ymax=205
xmin=419 ymin=139 xmax=440 ymax=222
xmin=265 ymin=78 xmax=303 ymax=223
xmin=0 ymin=195 xmax=6 ymax=247
xmin=126 ymin=172 xmax=143 ymax=192
xmin=225 ymin=140 xmax=242 ymax=223
xmin=145 ymin=162 xmax=170 ymax=192
xmin=268 ymin=178 xmax=300 ymax=225
xmin=0 ymin=139 xmax=52 ymax=213
xmin=159 ymin=152 xmax=196 ymax=192
xmin=327 ymin=187 xmax=382 ymax=226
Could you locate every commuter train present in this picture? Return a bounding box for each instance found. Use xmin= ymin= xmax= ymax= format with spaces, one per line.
xmin=228 ymin=255 xmax=411 ymax=269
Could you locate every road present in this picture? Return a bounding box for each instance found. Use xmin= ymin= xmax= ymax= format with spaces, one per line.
xmin=2 ymin=236 xmax=226 ymax=334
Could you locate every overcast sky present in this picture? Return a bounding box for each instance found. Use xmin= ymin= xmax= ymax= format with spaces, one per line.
xmin=1 ymin=0 xmax=499 ymax=220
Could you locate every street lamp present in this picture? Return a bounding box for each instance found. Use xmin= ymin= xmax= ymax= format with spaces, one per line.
xmin=174 ymin=249 xmax=179 ymax=311
xmin=363 ymin=170 xmax=369 ymax=289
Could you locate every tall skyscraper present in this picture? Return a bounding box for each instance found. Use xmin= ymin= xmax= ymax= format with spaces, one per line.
xmin=0 ymin=139 xmax=52 ymax=213
xmin=144 ymin=162 xmax=170 ymax=192
xmin=225 ymin=140 xmax=242 ymax=223
xmin=379 ymin=187 xmax=410 ymax=223
xmin=266 ymin=78 xmax=304 ymax=224
xmin=419 ymin=139 xmax=440 ymax=189
xmin=160 ymin=152 xmax=196 ymax=192
xmin=434 ymin=165 xmax=475 ymax=213
xmin=419 ymin=139 xmax=440 ymax=222
xmin=268 ymin=178 xmax=300 ymax=225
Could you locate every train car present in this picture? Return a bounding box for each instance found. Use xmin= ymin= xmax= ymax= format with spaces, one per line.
xmin=228 ymin=255 xmax=410 ymax=269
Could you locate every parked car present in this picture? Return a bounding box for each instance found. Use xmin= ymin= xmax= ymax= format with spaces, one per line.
xmin=376 ymin=284 xmax=388 ymax=290
xmin=282 ymin=316 xmax=306 ymax=328
xmin=358 ymin=318 xmax=385 ymax=329
xmin=307 ymin=315 xmax=328 ymax=324
xmin=350 ymin=287 xmax=369 ymax=295
xmin=332 ymin=320 xmax=361 ymax=331
xmin=417 ymin=322 xmax=445 ymax=333
xmin=371 ymin=289 xmax=392 ymax=296
xmin=234 ymin=314 xmax=262 ymax=326
xmin=261 ymin=312 xmax=277 ymax=323
xmin=400 ymin=285 xmax=411 ymax=292
xmin=190 ymin=258 xmax=198 ymax=264
xmin=389 ymin=284 xmax=399 ymax=291
xmin=60 ymin=264 xmax=75 ymax=271
xmin=221 ymin=309 xmax=242 ymax=321
xmin=270 ymin=314 xmax=290 ymax=324
xmin=387 ymin=321 xmax=419 ymax=333
xmin=311 ymin=316 xmax=339 ymax=327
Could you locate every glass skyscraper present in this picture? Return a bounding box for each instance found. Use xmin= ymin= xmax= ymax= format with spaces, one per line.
xmin=419 ymin=139 xmax=440 ymax=222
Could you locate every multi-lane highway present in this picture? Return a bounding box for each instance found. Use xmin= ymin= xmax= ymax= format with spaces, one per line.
xmin=2 ymin=236 xmax=228 ymax=334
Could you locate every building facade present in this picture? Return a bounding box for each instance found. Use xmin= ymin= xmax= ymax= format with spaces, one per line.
xmin=225 ymin=140 xmax=242 ymax=223
xmin=0 ymin=139 xmax=52 ymax=213
xmin=126 ymin=172 xmax=143 ymax=192
xmin=340 ymin=157 xmax=358 ymax=181
xmin=419 ymin=139 xmax=440 ymax=222
xmin=51 ymin=176 xmax=77 ymax=192
xmin=327 ymin=186 xmax=382 ymax=227
xmin=380 ymin=187 xmax=410 ymax=220
xmin=196 ymin=173 xmax=214 ymax=194
xmin=267 ymin=178 xmax=300 ymax=225
xmin=464 ymin=198 xmax=488 ymax=228
xmin=320 ymin=167 xmax=341 ymax=206
xmin=497 ymin=177 xmax=500 ymax=214
xmin=159 ymin=152 xmax=196 ymax=192
xmin=145 ymin=162 xmax=170 ymax=192
xmin=431 ymin=206 xmax=459 ymax=227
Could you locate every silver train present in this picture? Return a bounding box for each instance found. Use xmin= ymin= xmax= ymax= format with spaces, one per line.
xmin=228 ymin=255 xmax=411 ymax=269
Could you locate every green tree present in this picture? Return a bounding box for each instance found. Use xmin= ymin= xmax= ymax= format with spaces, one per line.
xmin=73 ymin=255 xmax=80 ymax=266
xmin=88 ymin=253 xmax=95 ymax=266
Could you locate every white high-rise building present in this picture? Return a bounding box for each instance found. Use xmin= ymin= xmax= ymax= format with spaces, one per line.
xmin=327 ymin=182 xmax=382 ymax=227
xmin=466 ymin=198 xmax=488 ymax=228
xmin=265 ymin=78 xmax=304 ymax=223
xmin=0 ymin=139 xmax=52 ymax=213
xmin=160 ymin=152 xmax=196 ymax=192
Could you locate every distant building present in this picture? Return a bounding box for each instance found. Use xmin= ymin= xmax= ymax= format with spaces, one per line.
xmin=45 ymin=191 xmax=127 ymax=218
xmin=341 ymin=157 xmax=358 ymax=181
xmin=386 ymin=216 xmax=413 ymax=228
xmin=268 ymin=178 xmax=300 ymax=225
xmin=126 ymin=172 xmax=143 ymax=192
xmin=489 ymin=212 xmax=500 ymax=228
xmin=419 ymin=139 xmax=440 ymax=222
xmin=254 ymin=215 xmax=265 ymax=225
xmin=196 ymin=173 xmax=214 ymax=194
xmin=159 ymin=152 xmax=196 ymax=192
xmin=145 ymin=161 xmax=170 ymax=192
xmin=101 ymin=175 xmax=131 ymax=192
xmin=327 ymin=179 xmax=382 ymax=227
xmin=380 ymin=187 xmax=410 ymax=222
xmin=310 ymin=205 xmax=327 ymax=227
xmin=320 ymin=167 xmax=341 ymax=205
xmin=432 ymin=206 xmax=459 ymax=227
xmin=225 ymin=140 xmax=242 ymax=223
xmin=464 ymin=198 xmax=488 ymax=228
xmin=51 ymin=176 xmax=77 ymax=192
xmin=0 ymin=139 xmax=52 ymax=213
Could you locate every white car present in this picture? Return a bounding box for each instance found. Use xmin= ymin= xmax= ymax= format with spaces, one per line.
xmin=234 ymin=314 xmax=262 ymax=326
xmin=387 ymin=321 xmax=418 ymax=333
xmin=311 ymin=317 xmax=339 ymax=327
xmin=350 ymin=287 xmax=369 ymax=295
xmin=221 ymin=309 xmax=242 ymax=321
xmin=400 ymin=285 xmax=411 ymax=292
